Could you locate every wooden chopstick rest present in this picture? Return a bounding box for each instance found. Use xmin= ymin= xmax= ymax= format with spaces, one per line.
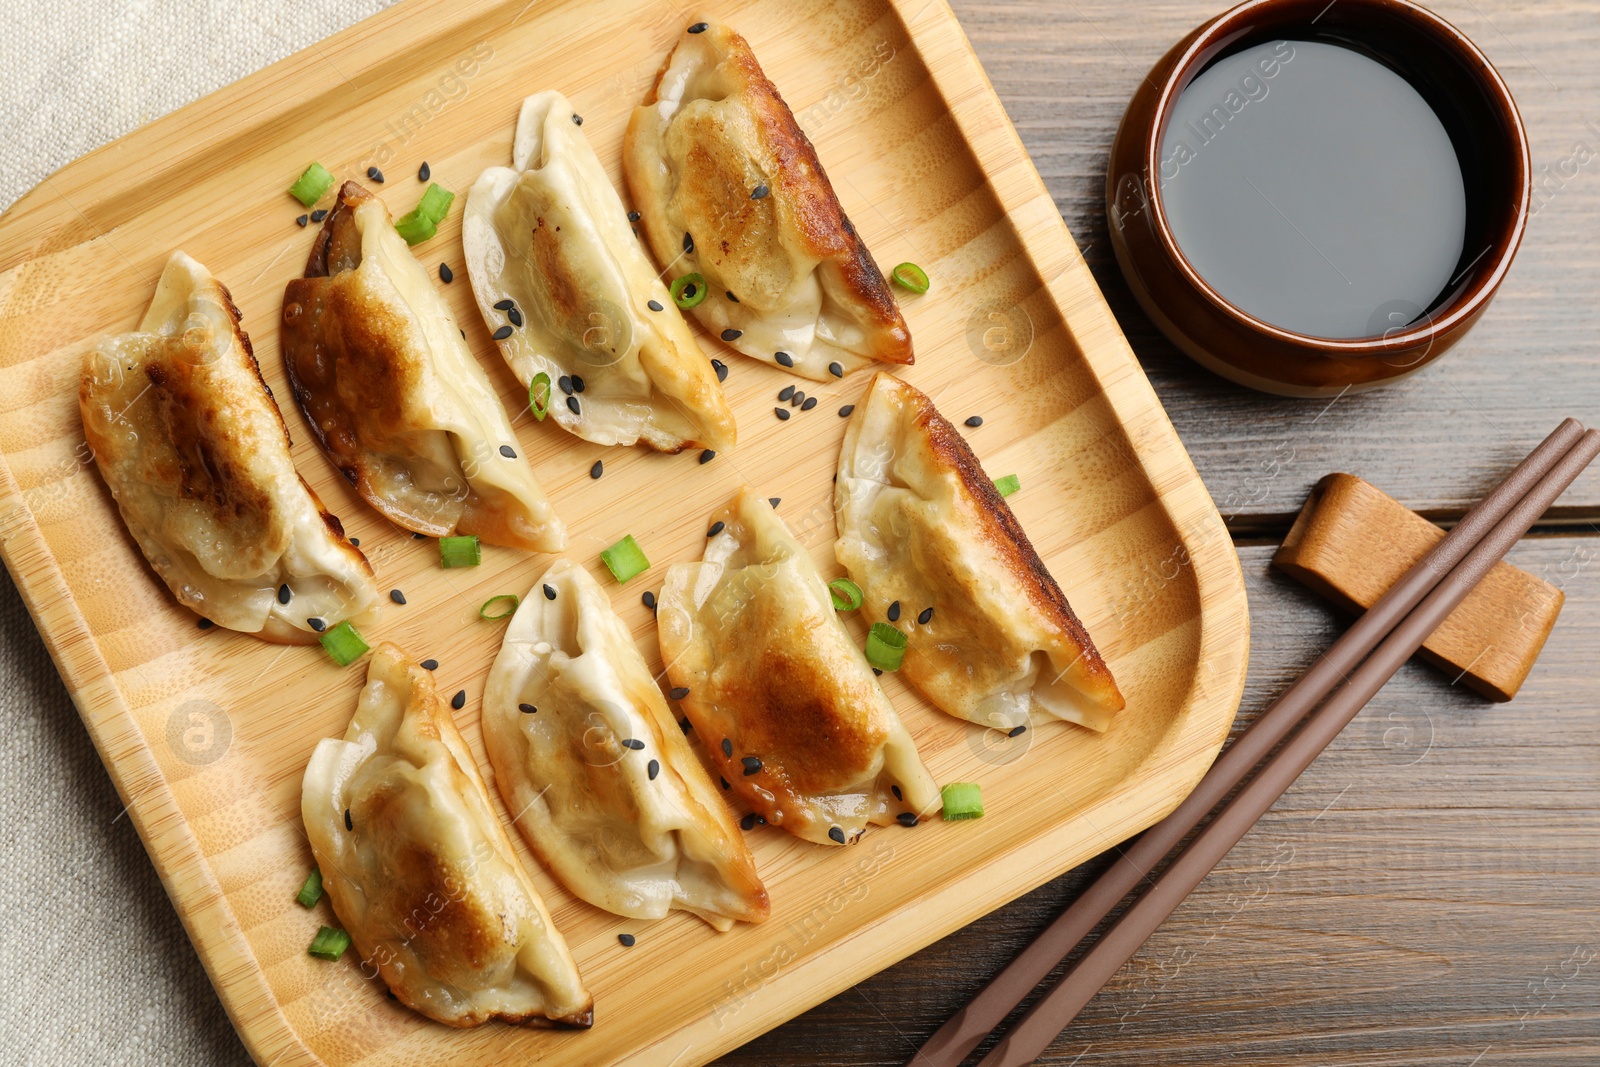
xmin=1274 ymin=473 xmax=1562 ymax=701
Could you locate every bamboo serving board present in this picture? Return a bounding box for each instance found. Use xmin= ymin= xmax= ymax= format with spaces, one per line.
xmin=0 ymin=0 xmax=1250 ymax=1063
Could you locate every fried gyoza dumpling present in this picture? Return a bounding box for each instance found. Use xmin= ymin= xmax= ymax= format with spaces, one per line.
xmin=282 ymin=181 xmax=566 ymax=552
xmin=302 ymin=643 xmax=593 ymax=1029
xmin=657 ymin=487 xmax=939 ymax=846
xmin=79 ymin=251 xmax=380 ymax=643
xmin=483 ymin=558 xmax=768 ymax=930
xmin=464 ymin=91 xmax=735 ymax=453
xmin=835 ymin=373 xmax=1125 ymax=732
xmin=623 ymin=18 xmax=912 ymax=382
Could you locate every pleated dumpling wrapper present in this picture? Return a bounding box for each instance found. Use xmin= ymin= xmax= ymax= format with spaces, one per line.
xmin=79 ymin=251 xmax=380 ymax=643
xmin=657 ymin=487 xmax=939 ymax=846
xmin=483 ymin=558 xmax=768 ymax=930
xmin=463 ymin=91 xmax=735 ymax=453
xmin=834 ymin=373 xmax=1125 ymax=733
xmin=282 ymin=181 xmax=566 ymax=552
xmin=623 ymin=18 xmax=912 ymax=382
xmin=302 ymin=643 xmax=593 ymax=1029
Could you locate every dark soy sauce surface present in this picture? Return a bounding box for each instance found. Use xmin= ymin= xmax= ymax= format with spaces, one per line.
xmin=1158 ymin=39 xmax=1466 ymax=340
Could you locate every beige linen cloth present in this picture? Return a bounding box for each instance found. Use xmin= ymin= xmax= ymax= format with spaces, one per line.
xmin=0 ymin=2 xmax=395 ymax=1062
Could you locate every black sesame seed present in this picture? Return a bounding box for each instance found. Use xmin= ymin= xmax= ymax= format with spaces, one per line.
xmin=310 ymin=208 xmax=327 ymax=222
xmin=682 ymin=283 xmax=698 ymax=299
xmin=1008 ymin=724 xmax=1028 ymax=738
xmin=712 ymin=359 xmax=728 ymax=382
xmin=839 ymin=405 xmax=855 ymax=417
xmin=683 ymin=232 xmax=694 ymax=254
xmin=679 ymin=717 xmax=691 ymax=734
xmin=792 ymin=391 xmax=806 ymax=407
xmin=543 ymin=584 xmax=557 ymax=601
xmin=700 ymin=450 xmax=716 ymax=464
xmin=492 ymin=325 xmax=513 ymax=340
xmin=571 ymin=374 xmax=585 ymax=393
xmin=508 ymin=307 xmax=523 ymax=327
xmin=888 ymin=600 xmax=901 ymax=622
xmin=519 ymin=703 xmax=537 ymax=714
xmin=741 ymin=756 xmax=763 ymax=776
xmin=367 ymin=166 xmax=384 ymax=182
xmin=622 ymin=738 xmax=645 ymax=751
xmin=349 ymin=538 xmax=359 ymax=547
xmin=670 ymin=686 xmax=690 ymax=700
xmin=647 ymin=299 xmax=664 ymax=312
xmin=726 ymin=290 xmax=739 ymax=302
xmin=344 ymin=809 xmax=353 ymax=831
xmin=774 ymin=351 xmax=794 ymax=367
xmin=779 ymin=385 xmax=795 ymax=401
xmin=891 ymin=785 xmax=903 ymax=801
xmin=751 ymin=184 xmax=769 ymax=199
xmin=873 ymin=667 xmax=883 ymax=675
xmin=828 ymin=826 xmax=846 ymax=844
xmin=590 ymin=460 xmax=604 ymax=479
xmin=741 ymin=812 xmax=759 ymax=831
xmin=721 ymin=738 xmax=733 ymax=757
xmin=197 ymin=618 xmax=213 ymax=630
xmin=418 ymin=162 xmax=431 ymax=181
xmin=918 ymin=607 xmax=934 ymax=625
xmin=421 ymin=659 xmax=439 ymax=670
xmin=498 ymin=445 xmax=518 ymax=460
xmin=775 ymin=408 xmax=791 ymax=421
xmin=390 ymin=589 xmax=407 ymax=605
xmin=721 ymin=327 xmax=742 ymax=342
xmin=567 ymin=395 xmax=581 ymax=415
xmin=642 ymin=591 xmax=657 ymax=609
xmin=897 ymin=812 xmax=919 ymax=827
xmin=627 ymin=210 xmax=641 ymax=222
xmin=558 ymin=374 xmax=573 ymax=394
xmin=571 ymin=113 xmax=583 ymax=125
xmin=494 ymin=298 xmax=515 ymax=311
xmin=769 ymin=497 xmax=781 ymax=508
xmin=308 ymin=617 xmax=326 ymax=632
xmin=720 ymin=776 xmax=730 ymax=790
xmin=451 ymin=690 xmax=466 ymax=710
xmin=688 ymin=21 xmax=708 ymax=32
xmin=648 ymin=758 xmax=659 ymax=780
xmin=965 ymin=415 xmax=984 ymax=428
xmin=801 ymin=397 xmax=818 ymax=412
xmin=828 ymin=361 xmax=844 ymax=378
xmin=277 ymin=583 xmax=292 ymax=604
xmin=618 ymin=933 xmax=636 ymax=947
xmin=707 ymin=521 xmax=725 ymax=537
xmin=296 ymin=214 xmax=309 ymax=227
xmin=438 ymin=263 xmax=452 ymax=283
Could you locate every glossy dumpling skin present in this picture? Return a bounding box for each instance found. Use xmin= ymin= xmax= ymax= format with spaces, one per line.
xmin=657 ymin=487 xmax=939 ymax=846
xmin=464 ymin=91 xmax=735 ymax=453
xmin=282 ymin=181 xmax=566 ymax=552
xmin=79 ymin=251 xmax=380 ymax=643
xmin=623 ymin=18 xmax=912 ymax=382
xmin=302 ymin=643 xmax=593 ymax=1029
xmin=835 ymin=373 xmax=1125 ymax=732
xmin=483 ymin=558 xmax=768 ymax=930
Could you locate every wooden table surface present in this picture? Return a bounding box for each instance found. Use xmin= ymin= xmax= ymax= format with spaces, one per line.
xmin=718 ymin=1 xmax=1600 ymax=1063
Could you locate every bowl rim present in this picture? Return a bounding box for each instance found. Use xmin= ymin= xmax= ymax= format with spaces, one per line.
xmin=1140 ymin=0 xmax=1532 ymax=354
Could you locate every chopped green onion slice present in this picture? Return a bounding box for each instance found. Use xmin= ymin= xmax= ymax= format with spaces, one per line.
xmin=993 ymin=473 xmax=1021 ymax=497
xmin=891 ymin=262 xmax=930 ymax=293
xmin=319 ymin=620 xmax=369 ymax=666
xmin=865 ymin=622 xmax=907 ymax=671
xmin=439 ymin=534 xmax=481 ymax=569
xmin=308 ymin=925 xmax=352 ymax=961
xmin=295 ymin=868 xmax=324 ymax=908
xmin=941 ymin=782 xmax=984 ymax=820
xmin=600 ymin=534 xmax=650 ymax=582
xmin=829 ymin=578 xmax=864 ymax=612
xmin=479 ymin=594 xmax=520 ymax=620
xmin=529 ymin=372 xmax=552 ymax=421
xmin=670 ymin=272 xmax=707 ymax=309
xmin=416 ymin=182 xmax=455 ymax=224
xmin=393 ymin=209 xmax=437 ymax=246
xmin=290 ymin=162 xmax=335 ymax=207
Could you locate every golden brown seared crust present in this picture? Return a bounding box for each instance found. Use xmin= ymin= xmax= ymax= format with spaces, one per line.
xmin=907 ymin=381 xmax=1125 ymax=711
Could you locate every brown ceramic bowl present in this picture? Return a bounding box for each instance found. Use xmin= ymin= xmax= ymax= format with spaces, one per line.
xmin=1106 ymin=0 xmax=1530 ymax=397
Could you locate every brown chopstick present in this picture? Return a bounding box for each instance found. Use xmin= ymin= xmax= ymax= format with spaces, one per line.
xmin=910 ymin=418 xmax=1594 ymax=1067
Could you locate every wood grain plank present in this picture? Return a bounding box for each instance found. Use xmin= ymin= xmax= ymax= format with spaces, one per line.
xmin=952 ymin=0 xmax=1600 ymax=526
xmin=718 ymin=538 xmax=1600 ymax=1065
